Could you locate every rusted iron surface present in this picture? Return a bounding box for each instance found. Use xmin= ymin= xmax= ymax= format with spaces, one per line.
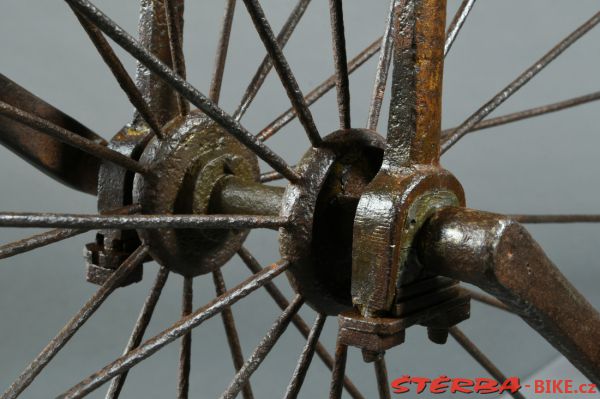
xmin=105 ymin=266 xmax=170 ymax=399
xmin=178 ymin=276 xmax=193 ymax=399
xmin=449 ymin=327 xmax=526 ymax=399
xmin=3 ymin=0 xmax=600 ymax=395
xmin=257 ymin=37 xmax=382 ymax=142
xmin=0 ymin=74 xmax=103 ymax=194
xmin=441 ymin=90 xmax=600 ymax=141
xmin=220 ymin=295 xmax=304 ymax=399
xmin=418 ymin=207 xmax=600 ymax=385
xmin=385 ymin=0 xmax=445 ymax=167
xmin=0 ymin=100 xmax=146 ymax=175
xmin=329 ymin=0 xmax=351 ymax=129
xmin=2 ymin=246 xmax=149 ymax=399
xmin=0 ymin=212 xmax=287 ymax=230
xmin=233 ymin=0 xmax=312 ymax=121
xmin=374 ymin=356 xmax=392 ymax=399
xmin=280 ymin=129 xmax=384 ymax=315
xmin=67 ymin=0 xmax=301 ymax=183
xmin=135 ymin=0 xmax=185 ymax=128
xmin=352 ymin=0 xmax=461 ymax=317
xmin=237 ymin=247 xmax=365 ymax=399
xmin=241 ymin=0 xmax=322 ymax=147
xmin=366 ymin=0 xmax=398 ymax=132
xmin=209 ymin=0 xmax=237 ymax=104
xmin=441 ymin=10 xmax=600 ymax=153
xmin=213 ymin=176 xmax=284 ymax=217
xmin=444 ymin=0 xmax=477 ymax=55
xmin=58 ymin=260 xmax=290 ymax=398
xmin=86 ymin=130 xmax=151 ymax=286
xmin=329 ymin=340 xmax=349 ymax=399
xmin=213 ymin=269 xmax=255 ymax=399
xmin=283 ymin=313 xmax=326 ymax=399
xmin=134 ymin=110 xmax=259 ymax=277
xmin=70 ymin=8 xmax=164 ymax=139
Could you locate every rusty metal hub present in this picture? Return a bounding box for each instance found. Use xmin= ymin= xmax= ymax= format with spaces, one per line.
xmin=133 ymin=111 xmax=259 ymax=277
xmin=280 ymin=129 xmax=384 ymax=315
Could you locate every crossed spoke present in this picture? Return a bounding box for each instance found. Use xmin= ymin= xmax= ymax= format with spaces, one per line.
xmin=233 ymin=0 xmax=312 ymax=121
xmin=57 ymin=260 xmax=290 ymax=398
xmin=0 ymin=204 xmax=140 ymax=261
xmin=1 ymin=246 xmax=149 ymax=399
xmin=442 ymin=11 xmax=600 ymax=153
xmin=0 ymin=1 xmax=598 ymax=398
xmin=0 ymin=101 xmax=147 ymax=174
xmin=241 ymin=0 xmax=322 ymax=147
xmin=65 ymin=0 xmax=300 ymax=182
xmin=105 ymin=267 xmax=170 ymax=399
xmin=69 ymin=6 xmax=164 ymax=139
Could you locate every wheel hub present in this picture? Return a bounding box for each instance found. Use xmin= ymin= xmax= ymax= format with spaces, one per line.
xmin=133 ymin=111 xmax=259 ymax=277
xmin=280 ymin=129 xmax=384 ymax=315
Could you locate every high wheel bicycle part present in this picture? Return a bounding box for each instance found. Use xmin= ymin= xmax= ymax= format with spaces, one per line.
xmin=0 ymin=0 xmax=599 ymax=398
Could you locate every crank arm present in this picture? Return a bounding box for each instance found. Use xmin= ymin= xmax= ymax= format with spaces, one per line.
xmin=417 ymin=207 xmax=600 ymax=385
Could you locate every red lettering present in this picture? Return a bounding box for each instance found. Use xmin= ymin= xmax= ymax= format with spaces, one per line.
xmin=498 ymin=377 xmax=521 ymax=394
xmin=450 ymin=378 xmax=474 ymax=394
xmin=391 ymin=375 xmax=411 ymax=394
xmin=564 ymin=380 xmax=573 ymax=394
xmin=534 ymin=380 xmax=545 ymax=393
xmin=412 ymin=377 xmax=431 ymax=394
xmin=430 ymin=375 xmax=450 ymax=394
xmin=475 ymin=378 xmax=500 ymax=394
xmin=552 ymin=380 xmax=564 ymax=394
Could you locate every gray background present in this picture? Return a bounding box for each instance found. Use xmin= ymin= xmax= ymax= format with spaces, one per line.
xmin=1 ymin=0 xmax=599 ymax=398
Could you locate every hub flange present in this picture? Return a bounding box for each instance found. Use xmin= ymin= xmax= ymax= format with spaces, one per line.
xmin=280 ymin=129 xmax=384 ymax=315
xmin=134 ymin=111 xmax=259 ymax=277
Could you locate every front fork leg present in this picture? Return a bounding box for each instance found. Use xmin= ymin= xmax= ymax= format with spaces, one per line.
xmin=417 ymin=207 xmax=600 ymax=385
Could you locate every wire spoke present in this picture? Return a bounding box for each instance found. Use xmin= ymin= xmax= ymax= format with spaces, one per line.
xmin=444 ymin=0 xmax=477 ymax=56
xmin=233 ymin=0 xmax=312 ymax=121
xmin=374 ymin=356 xmax=391 ymax=399
xmin=2 ymin=246 xmax=148 ymax=399
xmin=449 ymin=327 xmax=527 ymax=399
xmin=462 ymin=288 xmax=512 ymax=313
xmin=241 ymin=0 xmax=322 ymax=147
xmin=237 ymin=247 xmax=365 ymax=399
xmin=69 ymin=7 xmax=164 ymax=139
xmin=442 ymin=11 xmax=600 ymax=153
xmin=209 ymin=0 xmax=237 ymax=104
xmin=163 ymin=0 xmax=188 ymax=115
xmin=0 ymin=204 xmax=140 ymax=261
xmin=329 ymin=0 xmax=351 ymax=129
xmin=257 ymin=36 xmax=381 ymax=142
xmin=366 ymin=0 xmax=398 ymax=131
xmin=178 ymin=276 xmax=193 ymax=399
xmin=329 ymin=340 xmax=348 ymax=399
xmin=510 ymin=214 xmax=600 ymax=224
xmin=219 ymin=295 xmax=304 ymax=399
xmin=0 ymin=228 xmax=86 ymax=261
xmin=283 ymin=313 xmax=326 ymax=399
xmin=442 ymin=90 xmax=600 ymax=140
xmin=0 ymin=100 xmax=147 ymax=174
xmin=105 ymin=266 xmax=170 ymax=399
xmin=213 ymin=270 xmax=255 ymax=399
xmin=260 ymin=170 xmax=284 ymax=183
xmin=65 ymin=0 xmax=300 ymax=183
xmin=57 ymin=259 xmax=290 ymax=399
xmin=0 ymin=213 xmax=289 ymax=230
xmin=0 ymin=204 xmax=139 ymax=262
